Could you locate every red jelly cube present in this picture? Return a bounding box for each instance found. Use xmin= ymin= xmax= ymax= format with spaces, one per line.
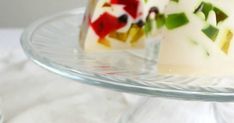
xmin=91 ymin=12 xmax=127 ymax=39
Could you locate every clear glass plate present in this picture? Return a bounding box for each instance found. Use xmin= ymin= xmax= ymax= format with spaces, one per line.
xmin=21 ymin=8 xmax=234 ymax=102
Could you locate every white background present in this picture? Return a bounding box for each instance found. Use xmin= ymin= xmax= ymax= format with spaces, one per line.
xmin=0 ymin=0 xmax=87 ymax=27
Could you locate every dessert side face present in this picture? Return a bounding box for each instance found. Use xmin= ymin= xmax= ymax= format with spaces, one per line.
xmin=80 ymin=0 xmax=169 ymax=52
xmin=158 ymin=0 xmax=234 ymax=76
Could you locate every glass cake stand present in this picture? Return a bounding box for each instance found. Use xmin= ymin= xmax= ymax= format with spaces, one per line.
xmin=21 ymin=8 xmax=234 ymax=123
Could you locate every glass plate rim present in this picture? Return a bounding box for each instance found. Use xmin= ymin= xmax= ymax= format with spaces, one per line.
xmin=20 ymin=8 xmax=234 ymax=102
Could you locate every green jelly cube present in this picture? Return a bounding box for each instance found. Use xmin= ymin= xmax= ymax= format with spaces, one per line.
xmin=171 ymin=0 xmax=179 ymax=3
xmin=213 ymin=7 xmax=228 ymax=24
xmin=165 ymin=13 xmax=189 ymax=30
xmin=144 ymin=20 xmax=152 ymax=35
xmin=156 ymin=14 xmax=166 ymax=29
xmin=202 ymin=25 xmax=219 ymax=41
xmin=194 ymin=2 xmax=213 ymax=20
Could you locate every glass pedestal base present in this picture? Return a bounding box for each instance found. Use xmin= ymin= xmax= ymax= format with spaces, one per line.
xmin=120 ymin=97 xmax=234 ymax=123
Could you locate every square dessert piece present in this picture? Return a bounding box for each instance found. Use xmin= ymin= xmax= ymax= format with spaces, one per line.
xmin=80 ymin=0 xmax=169 ymax=52
xmin=158 ymin=0 xmax=234 ymax=76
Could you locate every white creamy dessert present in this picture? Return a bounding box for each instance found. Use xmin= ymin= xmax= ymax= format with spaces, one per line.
xmin=80 ymin=0 xmax=169 ymax=52
xmin=80 ymin=0 xmax=234 ymax=76
xmin=158 ymin=0 xmax=234 ymax=76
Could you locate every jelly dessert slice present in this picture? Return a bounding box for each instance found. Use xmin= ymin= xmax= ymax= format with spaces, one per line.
xmin=158 ymin=0 xmax=234 ymax=76
xmin=80 ymin=0 xmax=169 ymax=52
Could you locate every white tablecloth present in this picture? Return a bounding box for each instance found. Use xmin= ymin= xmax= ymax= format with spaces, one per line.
xmin=0 ymin=29 xmax=139 ymax=123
